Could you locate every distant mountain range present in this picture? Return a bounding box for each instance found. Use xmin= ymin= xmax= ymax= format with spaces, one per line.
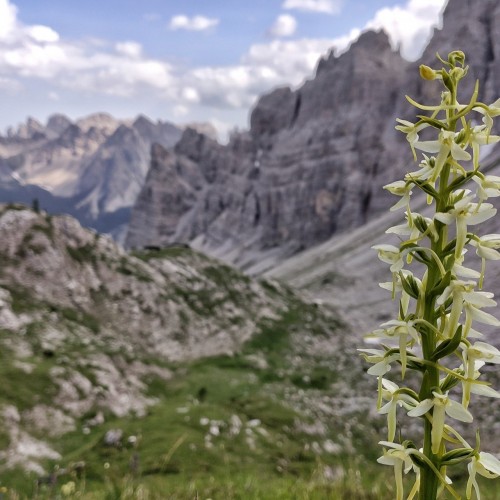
xmin=0 ymin=113 xmax=217 ymax=241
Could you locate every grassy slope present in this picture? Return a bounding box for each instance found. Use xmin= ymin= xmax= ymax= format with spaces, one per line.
xmin=0 ymin=245 xmax=390 ymax=498
xmin=1 ymin=245 xmax=497 ymax=498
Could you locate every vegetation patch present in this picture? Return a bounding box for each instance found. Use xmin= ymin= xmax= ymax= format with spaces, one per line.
xmin=66 ymin=243 xmax=98 ymax=265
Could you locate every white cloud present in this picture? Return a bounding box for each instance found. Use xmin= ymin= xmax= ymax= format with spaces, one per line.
xmin=181 ymin=87 xmax=200 ymax=103
xmin=0 ymin=1 xmax=173 ymax=94
xmin=115 ymin=41 xmax=142 ymax=59
xmin=26 ymin=25 xmax=59 ymax=43
xmin=282 ymin=0 xmax=342 ymax=15
xmin=268 ymin=14 xmax=297 ymax=38
xmin=173 ymin=0 xmax=444 ymax=113
xmin=365 ymin=0 xmax=446 ymax=60
xmin=0 ymin=0 xmax=445 ymax=133
xmin=169 ymin=15 xmax=219 ymax=32
xmin=0 ymin=0 xmax=17 ymax=40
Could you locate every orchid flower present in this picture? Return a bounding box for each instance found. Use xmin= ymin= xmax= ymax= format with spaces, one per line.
xmin=378 ymin=379 xmax=419 ymax=441
xmin=377 ymin=441 xmax=415 ymax=500
xmin=408 ymin=391 xmax=473 ymax=454
xmin=372 ymin=244 xmax=405 ymax=273
xmin=435 ymin=195 xmax=497 ymax=259
xmin=467 ymin=452 xmax=500 ymax=500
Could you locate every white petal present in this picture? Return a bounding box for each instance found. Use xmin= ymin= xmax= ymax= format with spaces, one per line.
xmin=378 ymin=401 xmax=392 ymax=415
xmin=454 ymin=264 xmax=481 ymax=278
xmin=445 ymin=399 xmax=473 ymax=423
xmin=413 ymin=139 xmax=441 ymax=153
xmin=368 ymin=361 xmax=391 ymax=376
xmin=467 ymin=207 xmax=497 ymax=225
xmin=436 ymin=285 xmax=453 ymax=306
xmin=377 ymin=455 xmax=396 ymax=466
xmin=468 ymin=307 xmax=500 ymax=326
xmin=379 ymin=441 xmax=405 ymax=450
xmin=390 ymin=197 xmax=409 ymax=211
xmin=450 ymin=141 xmax=472 ymax=161
xmin=386 ymin=223 xmax=411 ymax=235
xmin=463 ymin=291 xmax=497 ymax=308
xmin=478 ymin=452 xmax=500 ymax=475
xmin=470 ymin=384 xmax=500 ymax=398
xmin=477 ymin=246 xmax=500 ymax=260
xmin=473 ymin=134 xmax=500 ymax=146
xmin=407 ymin=399 xmax=433 ymax=417
xmin=381 ymin=379 xmax=399 ymax=392
xmin=435 ymin=212 xmax=455 ymax=225
xmin=480 ymin=234 xmax=500 ymax=246
xmin=467 ymin=327 xmax=484 ymax=338
xmin=372 ymin=244 xmax=400 ymax=252
xmin=472 ymin=342 xmax=500 ymax=360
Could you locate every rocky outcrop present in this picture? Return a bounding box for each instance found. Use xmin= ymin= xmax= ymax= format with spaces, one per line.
xmin=0 ymin=205 xmax=290 ymax=363
xmin=0 ymin=203 xmax=347 ymax=475
xmin=126 ymin=0 xmax=500 ymax=269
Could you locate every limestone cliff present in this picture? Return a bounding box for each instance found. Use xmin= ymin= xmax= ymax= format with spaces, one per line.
xmin=127 ymin=30 xmax=408 ymax=267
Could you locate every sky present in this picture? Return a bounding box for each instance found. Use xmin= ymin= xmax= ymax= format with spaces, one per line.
xmin=0 ymin=0 xmax=447 ymax=140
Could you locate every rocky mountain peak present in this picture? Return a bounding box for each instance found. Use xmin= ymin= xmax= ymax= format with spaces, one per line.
xmin=249 ymin=86 xmax=295 ymax=139
xmin=15 ymin=117 xmax=45 ymax=140
xmin=181 ymin=122 xmax=219 ymax=141
xmin=75 ymin=113 xmax=121 ymax=134
xmin=46 ymin=114 xmax=72 ymax=136
xmin=56 ymin=123 xmax=82 ymax=146
xmin=132 ymin=113 xmax=155 ymax=134
xmin=174 ymin=127 xmax=219 ymax=162
xmin=349 ymin=28 xmax=393 ymax=55
xmin=0 ymin=111 xmax=183 ymax=241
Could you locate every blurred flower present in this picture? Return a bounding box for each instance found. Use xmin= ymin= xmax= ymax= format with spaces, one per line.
xmin=467 ymin=452 xmax=500 ymax=499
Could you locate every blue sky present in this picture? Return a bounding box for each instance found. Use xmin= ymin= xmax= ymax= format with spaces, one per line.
xmin=0 ymin=0 xmax=447 ymax=139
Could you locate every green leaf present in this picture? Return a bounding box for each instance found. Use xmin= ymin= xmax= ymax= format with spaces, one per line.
xmin=448 ymin=171 xmax=475 ymax=191
xmin=400 ymin=241 xmax=418 ymax=252
xmin=413 ymin=216 xmax=429 ymax=234
xmin=430 ymin=271 xmax=451 ymax=298
xmin=442 ymin=239 xmax=457 ymax=255
xmin=413 ymin=179 xmax=439 ymax=199
xmin=399 ymin=272 xmax=420 ymax=300
xmin=399 ymin=300 xmax=405 ymax=320
xmin=440 ymin=370 xmax=462 ymax=392
xmin=432 ymin=325 xmax=463 ymax=361
xmin=415 ymin=115 xmax=447 ymax=130
xmin=440 ymin=447 xmax=475 ymax=466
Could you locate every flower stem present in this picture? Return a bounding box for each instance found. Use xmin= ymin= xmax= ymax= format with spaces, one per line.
xmin=419 ymin=161 xmax=452 ymax=499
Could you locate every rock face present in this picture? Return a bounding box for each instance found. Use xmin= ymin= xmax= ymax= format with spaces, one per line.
xmin=0 ymin=113 xmax=182 ymax=240
xmin=126 ymin=0 xmax=500 ymax=270
xmin=127 ymin=30 xmax=409 ymax=265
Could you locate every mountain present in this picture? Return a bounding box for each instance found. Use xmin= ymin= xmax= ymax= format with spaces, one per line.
xmin=0 ymin=113 xmax=183 ymax=242
xmin=0 ymin=204 xmax=381 ymax=496
xmin=126 ymin=30 xmax=408 ymax=264
xmin=126 ymin=0 xmax=500 ymax=270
